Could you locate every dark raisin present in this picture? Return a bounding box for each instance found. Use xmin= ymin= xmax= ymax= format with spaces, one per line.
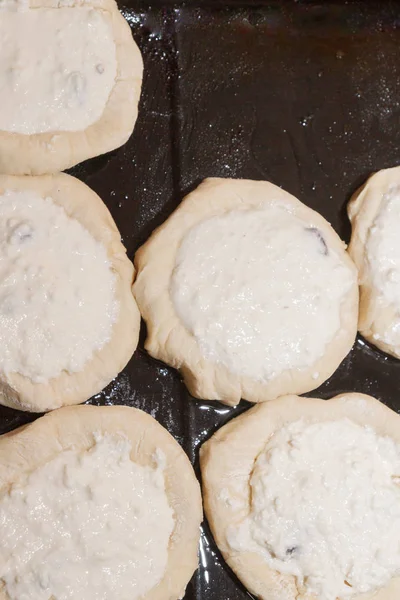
xmin=285 ymin=546 xmax=298 ymax=556
xmin=305 ymin=227 xmax=328 ymax=256
xmin=9 ymin=222 xmax=33 ymax=245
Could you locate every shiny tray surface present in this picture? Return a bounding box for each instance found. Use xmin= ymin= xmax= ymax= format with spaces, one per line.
xmin=1 ymin=2 xmax=400 ymax=598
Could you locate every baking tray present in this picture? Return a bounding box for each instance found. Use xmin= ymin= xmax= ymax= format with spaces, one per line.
xmin=2 ymin=1 xmax=400 ymax=598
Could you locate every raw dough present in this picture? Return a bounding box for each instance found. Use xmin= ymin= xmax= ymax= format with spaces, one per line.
xmin=0 ymin=173 xmax=140 ymax=412
xmin=134 ymin=178 xmax=358 ymax=406
xmin=200 ymin=393 xmax=400 ymax=600
xmin=0 ymin=0 xmax=143 ymax=175
xmin=0 ymin=404 xmax=202 ymax=600
xmin=348 ymin=166 xmax=400 ymax=358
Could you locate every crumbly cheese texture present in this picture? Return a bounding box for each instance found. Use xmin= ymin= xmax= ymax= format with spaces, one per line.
xmin=228 ymin=419 xmax=400 ymax=600
xmin=0 ymin=7 xmax=117 ymax=135
xmin=366 ymin=188 xmax=400 ymax=349
xmin=0 ymin=190 xmax=118 ymax=382
xmin=171 ymin=206 xmax=354 ymax=382
xmin=0 ymin=435 xmax=174 ymax=600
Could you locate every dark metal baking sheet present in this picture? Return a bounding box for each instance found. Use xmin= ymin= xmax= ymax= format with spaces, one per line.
xmin=2 ymin=1 xmax=400 ymax=598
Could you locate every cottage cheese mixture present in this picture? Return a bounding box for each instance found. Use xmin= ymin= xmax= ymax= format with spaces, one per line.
xmin=228 ymin=419 xmax=400 ymax=600
xmin=366 ymin=188 xmax=400 ymax=349
xmin=0 ymin=190 xmax=118 ymax=382
xmin=172 ymin=206 xmax=354 ymax=381
xmin=0 ymin=7 xmax=117 ymax=134
xmin=0 ymin=435 xmax=174 ymax=600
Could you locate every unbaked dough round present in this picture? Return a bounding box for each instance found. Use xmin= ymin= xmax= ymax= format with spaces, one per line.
xmin=134 ymin=178 xmax=358 ymax=406
xmin=348 ymin=166 xmax=400 ymax=358
xmin=200 ymin=393 xmax=400 ymax=600
xmin=0 ymin=404 xmax=202 ymax=600
xmin=0 ymin=0 xmax=143 ymax=175
xmin=0 ymin=172 xmax=140 ymax=412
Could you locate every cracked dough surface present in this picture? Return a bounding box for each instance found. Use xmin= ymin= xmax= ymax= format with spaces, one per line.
xmin=134 ymin=178 xmax=358 ymax=406
xmin=348 ymin=166 xmax=400 ymax=358
xmin=0 ymin=404 xmax=202 ymax=600
xmin=200 ymin=393 xmax=400 ymax=600
xmin=0 ymin=172 xmax=140 ymax=412
xmin=0 ymin=0 xmax=143 ymax=175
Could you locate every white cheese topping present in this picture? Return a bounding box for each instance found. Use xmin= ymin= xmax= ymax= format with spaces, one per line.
xmin=171 ymin=206 xmax=354 ymax=381
xmin=0 ymin=190 xmax=118 ymax=382
xmin=0 ymin=7 xmax=117 ymax=134
xmin=0 ymin=434 xmax=174 ymax=600
xmin=228 ymin=419 xmax=400 ymax=600
xmin=366 ymin=188 xmax=400 ymax=349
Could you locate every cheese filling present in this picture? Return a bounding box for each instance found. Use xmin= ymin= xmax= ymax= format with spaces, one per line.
xmin=0 ymin=190 xmax=118 ymax=382
xmin=228 ymin=419 xmax=400 ymax=600
xmin=0 ymin=7 xmax=117 ymax=135
xmin=171 ymin=205 xmax=354 ymax=381
xmin=366 ymin=187 xmax=400 ymax=349
xmin=0 ymin=435 xmax=174 ymax=600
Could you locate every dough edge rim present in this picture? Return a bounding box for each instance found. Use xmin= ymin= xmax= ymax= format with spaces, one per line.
xmin=348 ymin=165 xmax=400 ymax=359
xmin=0 ymin=172 xmax=140 ymax=412
xmin=0 ymin=404 xmax=203 ymax=600
xmin=134 ymin=177 xmax=359 ymax=406
xmin=200 ymin=392 xmax=400 ymax=600
xmin=0 ymin=0 xmax=143 ymax=175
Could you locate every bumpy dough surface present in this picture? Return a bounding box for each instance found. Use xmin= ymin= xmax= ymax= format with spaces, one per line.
xmin=200 ymin=393 xmax=400 ymax=600
xmin=134 ymin=178 xmax=358 ymax=406
xmin=0 ymin=173 xmax=140 ymax=412
xmin=0 ymin=404 xmax=202 ymax=600
xmin=0 ymin=0 xmax=143 ymax=175
xmin=348 ymin=166 xmax=400 ymax=358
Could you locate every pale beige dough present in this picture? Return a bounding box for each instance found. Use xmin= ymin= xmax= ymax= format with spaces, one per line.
xmin=0 ymin=172 xmax=140 ymax=412
xmin=0 ymin=404 xmax=202 ymax=600
xmin=0 ymin=0 xmax=143 ymax=175
xmin=348 ymin=166 xmax=400 ymax=358
xmin=200 ymin=392 xmax=400 ymax=600
xmin=133 ymin=178 xmax=358 ymax=406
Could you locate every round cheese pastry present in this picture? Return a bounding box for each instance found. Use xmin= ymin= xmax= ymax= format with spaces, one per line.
xmin=134 ymin=178 xmax=358 ymax=406
xmin=0 ymin=172 xmax=139 ymax=412
xmin=0 ymin=404 xmax=202 ymax=600
xmin=0 ymin=0 xmax=143 ymax=175
xmin=201 ymin=393 xmax=400 ymax=600
xmin=348 ymin=166 xmax=400 ymax=358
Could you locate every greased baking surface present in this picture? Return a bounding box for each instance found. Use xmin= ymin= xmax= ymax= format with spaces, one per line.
xmin=228 ymin=419 xmax=400 ymax=600
xmin=0 ymin=190 xmax=118 ymax=382
xmin=0 ymin=7 xmax=116 ymax=135
xmin=366 ymin=188 xmax=400 ymax=349
xmin=172 ymin=206 xmax=354 ymax=381
xmin=0 ymin=434 xmax=174 ymax=600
